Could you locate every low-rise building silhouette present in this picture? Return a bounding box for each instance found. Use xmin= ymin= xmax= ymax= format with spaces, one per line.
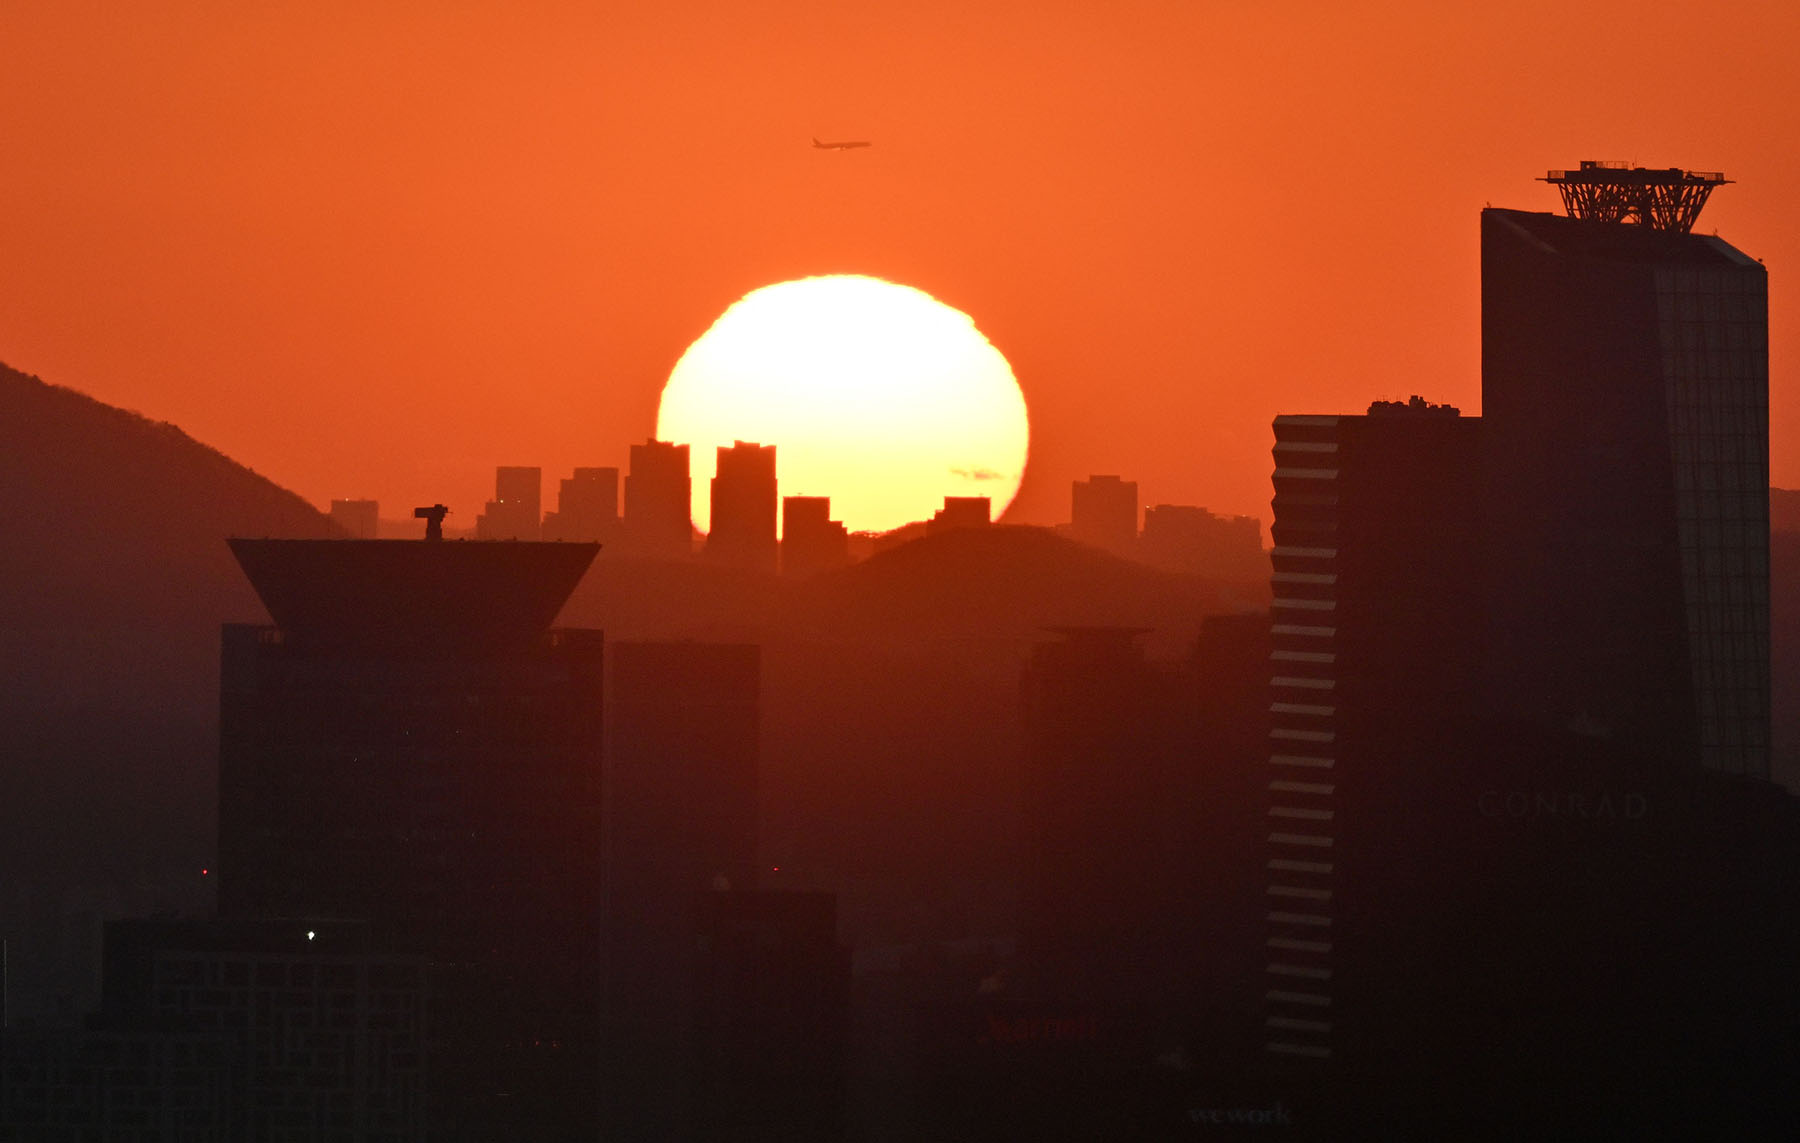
xmin=101 ymin=918 xmax=427 ymax=1140
xmin=542 ymin=465 xmax=619 ymax=543
xmin=1068 ymin=475 xmax=1137 ymax=556
xmin=473 ymin=465 xmax=541 ymax=540
xmin=926 ymin=496 xmax=991 ymax=535
xmin=1139 ymin=503 xmax=1263 ymax=579
xmin=781 ymin=496 xmax=848 ymax=576
xmin=328 ymin=498 xmax=379 ymax=539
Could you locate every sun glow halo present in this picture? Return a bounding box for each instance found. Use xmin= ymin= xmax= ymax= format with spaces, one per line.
xmin=657 ymin=276 xmax=1028 ymax=535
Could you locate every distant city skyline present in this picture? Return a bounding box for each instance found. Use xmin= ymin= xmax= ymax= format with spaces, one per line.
xmin=334 ymin=455 xmax=1267 ymax=585
xmin=3 ymin=5 xmax=1795 ymax=531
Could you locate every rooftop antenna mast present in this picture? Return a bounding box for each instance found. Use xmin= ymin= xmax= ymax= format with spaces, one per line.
xmin=1541 ymin=161 xmax=1730 ymax=234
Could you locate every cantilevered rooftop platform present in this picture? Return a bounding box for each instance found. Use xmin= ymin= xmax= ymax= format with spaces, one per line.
xmin=1541 ymin=161 xmax=1729 ymax=233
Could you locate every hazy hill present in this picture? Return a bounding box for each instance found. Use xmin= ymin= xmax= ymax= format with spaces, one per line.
xmin=558 ymin=523 xmax=1259 ymax=650
xmin=788 ymin=524 xmax=1257 ymax=652
xmin=1 ymin=362 xmax=336 ymax=707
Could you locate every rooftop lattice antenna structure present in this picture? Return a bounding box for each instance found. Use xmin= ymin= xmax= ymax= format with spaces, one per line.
xmin=1541 ymin=161 xmax=1730 ymax=234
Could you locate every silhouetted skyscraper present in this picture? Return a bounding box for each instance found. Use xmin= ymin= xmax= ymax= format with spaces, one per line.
xmin=218 ymin=537 xmax=603 ymax=1138
xmin=1481 ymin=203 xmax=1769 ymax=776
xmin=707 ymin=441 xmax=778 ymax=573
xmin=781 ymin=496 xmax=848 ymax=576
xmin=542 ymin=465 xmax=619 ymax=542
xmin=1009 ymin=626 xmax=1210 ymax=1137
xmin=602 ymin=640 xmax=761 ymax=1139
xmin=473 ymin=464 xmax=542 ymax=539
xmin=1183 ymin=611 xmax=1273 ymax=1001
xmin=1261 ymin=386 xmax=1800 ymax=1138
xmin=926 ymin=496 xmax=990 ymax=534
xmin=624 ymin=438 xmax=693 ymax=558
xmin=1020 ymin=627 xmax=1189 ymax=996
xmin=328 ymin=498 xmax=379 ymax=539
xmin=1262 ymin=399 xmax=1483 ymax=1067
xmin=1069 ymin=475 xmax=1137 ymax=555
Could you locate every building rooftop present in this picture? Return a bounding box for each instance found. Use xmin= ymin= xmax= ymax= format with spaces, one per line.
xmin=1483 ymin=208 xmax=1760 ymax=269
xmin=1367 ymin=395 xmax=1460 ymax=417
xmin=228 ymin=538 xmax=599 ymax=653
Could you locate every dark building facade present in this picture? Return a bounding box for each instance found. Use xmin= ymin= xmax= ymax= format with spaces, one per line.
xmin=601 ymin=640 xmax=759 ymax=1140
xmin=96 ymin=918 xmax=428 ymax=1142
xmin=474 ymin=465 xmax=542 ymax=540
xmin=1139 ymin=503 xmax=1264 ymax=579
xmin=601 ymin=641 xmax=847 ymax=1142
xmin=1068 ymin=475 xmax=1137 ymax=556
xmin=542 ymin=465 xmax=619 ymax=543
xmin=689 ymin=890 xmax=849 ymax=1143
xmin=781 ymin=496 xmax=848 ymax=577
xmin=1020 ymin=627 xmax=1188 ymax=997
xmin=1261 ymin=381 xmax=1800 ymax=1138
xmin=1481 ymin=207 xmax=1770 ymax=777
xmin=624 ymin=439 xmax=693 ymax=558
xmin=926 ymin=496 xmax=990 ymax=534
xmin=329 ymin=498 xmax=380 ymax=539
xmin=972 ymin=625 xmax=1279 ymax=1140
xmin=1261 ymin=402 xmax=1486 ymax=1073
xmin=218 ymin=538 xmax=603 ymax=1140
xmin=706 ymin=441 xmax=778 ymax=573
xmin=0 ymin=1026 xmax=236 ymax=1140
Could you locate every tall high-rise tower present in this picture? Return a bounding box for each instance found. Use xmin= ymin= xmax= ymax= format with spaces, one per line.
xmin=219 ymin=537 xmax=604 ymax=1137
xmin=707 ymin=441 xmax=778 ymax=572
xmin=1482 ymin=166 xmax=1768 ymax=776
xmin=624 ymin=439 xmax=693 ymax=558
xmin=1262 ymin=400 xmax=1484 ymax=1069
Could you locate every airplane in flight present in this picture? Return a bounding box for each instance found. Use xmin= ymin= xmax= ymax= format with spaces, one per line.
xmin=813 ymin=136 xmax=871 ymax=150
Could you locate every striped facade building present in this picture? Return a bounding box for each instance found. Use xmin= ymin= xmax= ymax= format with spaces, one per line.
xmin=1263 ymin=414 xmax=1343 ymax=1061
xmin=1262 ymin=403 xmax=1484 ymax=1067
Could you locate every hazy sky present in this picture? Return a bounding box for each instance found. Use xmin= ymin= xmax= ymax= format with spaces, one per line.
xmin=4 ymin=1 xmax=1795 ymax=528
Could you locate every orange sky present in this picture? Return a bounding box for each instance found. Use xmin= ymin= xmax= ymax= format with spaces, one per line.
xmin=3 ymin=1 xmax=1796 ymax=531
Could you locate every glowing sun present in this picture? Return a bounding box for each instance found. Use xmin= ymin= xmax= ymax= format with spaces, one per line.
xmin=656 ymin=275 xmax=1029 ymax=535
